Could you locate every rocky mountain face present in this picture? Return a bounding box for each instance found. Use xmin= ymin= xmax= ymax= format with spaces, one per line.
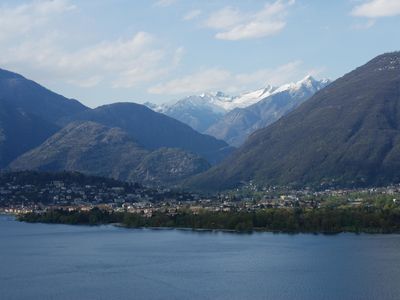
xmin=10 ymin=122 xmax=210 ymax=185
xmin=188 ymin=52 xmax=400 ymax=191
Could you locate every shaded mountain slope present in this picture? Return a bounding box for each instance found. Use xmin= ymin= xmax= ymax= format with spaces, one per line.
xmin=0 ymin=101 xmax=59 ymax=167
xmin=0 ymin=68 xmax=87 ymax=125
xmin=69 ymin=102 xmax=233 ymax=164
xmin=188 ymin=52 xmax=400 ymax=191
xmin=0 ymin=68 xmax=88 ymax=166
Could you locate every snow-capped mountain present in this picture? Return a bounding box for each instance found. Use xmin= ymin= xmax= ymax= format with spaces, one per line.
xmin=145 ymin=76 xmax=330 ymax=138
xmin=145 ymin=93 xmax=232 ymax=132
xmin=223 ymin=85 xmax=277 ymax=111
xmin=206 ymin=75 xmax=331 ymax=146
xmin=145 ymin=86 xmax=284 ymax=132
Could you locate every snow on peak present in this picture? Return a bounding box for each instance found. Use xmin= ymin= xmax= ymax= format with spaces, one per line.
xmin=273 ymin=75 xmax=330 ymax=95
xmin=145 ymin=76 xmax=330 ymax=114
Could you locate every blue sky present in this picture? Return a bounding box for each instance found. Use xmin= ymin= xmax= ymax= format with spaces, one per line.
xmin=0 ymin=0 xmax=399 ymax=107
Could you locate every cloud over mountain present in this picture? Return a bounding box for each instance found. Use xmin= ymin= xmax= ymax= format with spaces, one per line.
xmin=0 ymin=1 xmax=182 ymax=91
xmin=148 ymin=61 xmax=322 ymax=96
xmin=204 ymin=0 xmax=295 ymax=40
xmin=352 ymin=0 xmax=400 ymax=18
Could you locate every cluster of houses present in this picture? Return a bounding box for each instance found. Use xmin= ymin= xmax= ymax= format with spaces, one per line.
xmin=1 ymin=178 xmax=400 ymax=217
xmin=0 ymin=179 xmax=195 ymax=215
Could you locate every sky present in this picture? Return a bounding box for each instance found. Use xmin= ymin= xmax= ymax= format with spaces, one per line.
xmin=0 ymin=0 xmax=399 ymax=107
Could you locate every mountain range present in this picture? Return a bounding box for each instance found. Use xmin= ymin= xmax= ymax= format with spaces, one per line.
xmin=206 ymin=76 xmax=330 ymax=146
xmin=0 ymin=68 xmax=232 ymax=185
xmin=146 ymin=76 xmax=329 ymax=146
xmin=188 ymin=51 xmax=400 ymax=191
xmin=2 ymin=51 xmax=400 ymax=191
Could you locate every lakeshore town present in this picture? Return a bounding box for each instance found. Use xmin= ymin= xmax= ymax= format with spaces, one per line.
xmin=1 ymin=172 xmax=400 ymax=217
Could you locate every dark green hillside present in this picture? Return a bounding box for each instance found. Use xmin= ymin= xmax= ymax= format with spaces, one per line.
xmin=69 ymin=102 xmax=233 ymax=164
xmin=10 ymin=121 xmax=210 ymax=185
xmin=189 ymin=52 xmax=400 ymax=191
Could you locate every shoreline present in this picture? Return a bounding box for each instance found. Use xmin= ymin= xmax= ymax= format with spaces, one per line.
xmin=13 ymin=207 xmax=400 ymax=235
xmin=13 ymin=217 xmax=400 ymax=235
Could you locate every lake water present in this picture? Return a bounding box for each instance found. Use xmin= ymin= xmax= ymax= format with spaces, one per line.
xmin=0 ymin=215 xmax=400 ymax=300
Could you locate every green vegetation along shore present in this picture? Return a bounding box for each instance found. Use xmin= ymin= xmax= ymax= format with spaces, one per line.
xmin=19 ymin=206 xmax=400 ymax=234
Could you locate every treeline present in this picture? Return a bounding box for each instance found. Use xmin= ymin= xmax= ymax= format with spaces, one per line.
xmin=19 ymin=207 xmax=400 ymax=233
xmin=0 ymin=170 xmax=142 ymax=189
xmin=20 ymin=208 xmax=123 ymax=225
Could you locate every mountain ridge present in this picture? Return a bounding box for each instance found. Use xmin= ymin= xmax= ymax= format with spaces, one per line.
xmin=145 ymin=76 xmax=329 ymax=145
xmin=0 ymin=67 xmax=231 ymax=184
xmin=67 ymin=102 xmax=233 ymax=165
xmin=10 ymin=121 xmax=211 ymax=185
xmin=205 ymin=76 xmax=330 ymax=146
xmin=0 ymin=68 xmax=88 ymax=167
xmin=187 ymin=51 xmax=400 ymax=191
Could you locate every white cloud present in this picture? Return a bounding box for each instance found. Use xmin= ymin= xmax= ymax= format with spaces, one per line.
xmin=148 ymin=68 xmax=231 ymax=95
xmin=0 ymin=1 xmax=182 ymax=89
xmin=352 ymin=19 xmax=376 ymax=29
xmin=1 ymin=32 xmax=181 ymax=89
xmin=204 ymin=0 xmax=295 ymax=41
xmin=351 ymin=0 xmax=400 ymax=18
xmin=216 ymin=21 xmax=286 ymax=41
xmin=204 ymin=7 xmax=245 ymax=30
xmin=153 ymin=0 xmax=177 ymax=8
xmin=0 ymin=0 xmax=75 ymax=41
xmin=148 ymin=60 xmax=321 ymax=96
xmin=183 ymin=9 xmax=202 ymax=21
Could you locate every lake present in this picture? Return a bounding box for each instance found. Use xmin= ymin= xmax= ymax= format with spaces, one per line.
xmin=0 ymin=214 xmax=399 ymax=300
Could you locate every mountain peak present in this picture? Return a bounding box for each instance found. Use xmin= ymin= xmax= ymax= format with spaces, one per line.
xmin=370 ymin=51 xmax=400 ymax=72
xmin=0 ymin=68 xmax=25 ymax=80
xmin=300 ymin=74 xmax=315 ymax=82
xmin=298 ymin=75 xmax=329 ymax=87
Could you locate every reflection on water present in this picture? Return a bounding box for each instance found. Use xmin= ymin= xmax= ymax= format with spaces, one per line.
xmin=0 ymin=215 xmax=399 ymax=300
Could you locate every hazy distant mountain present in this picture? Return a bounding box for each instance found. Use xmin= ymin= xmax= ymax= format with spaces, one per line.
xmin=206 ymin=76 xmax=330 ymax=146
xmin=188 ymin=52 xmax=400 ymax=191
xmin=10 ymin=121 xmax=210 ymax=185
xmin=0 ymin=68 xmax=88 ymax=167
xmin=145 ymin=93 xmax=229 ymax=133
xmin=69 ymin=102 xmax=233 ymax=164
